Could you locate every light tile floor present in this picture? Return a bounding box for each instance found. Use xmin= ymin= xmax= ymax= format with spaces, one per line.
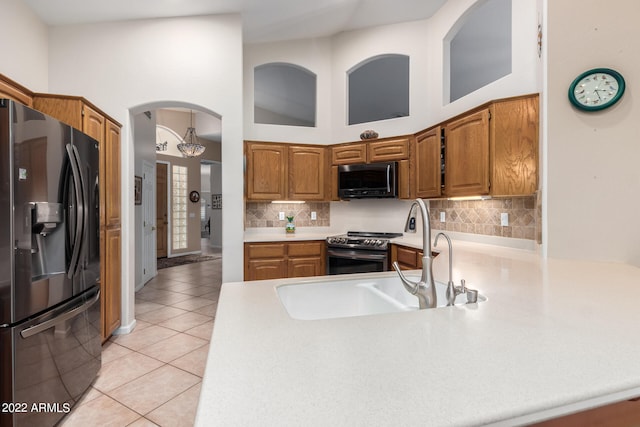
xmin=60 ymin=245 xmax=222 ymax=427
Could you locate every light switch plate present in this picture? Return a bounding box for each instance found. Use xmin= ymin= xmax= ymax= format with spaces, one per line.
xmin=311 ymin=211 xmax=317 ymax=220
xmin=500 ymin=212 xmax=509 ymax=226
xmin=440 ymin=212 xmax=446 ymax=222
xmin=279 ymin=212 xmax=285 ymax=220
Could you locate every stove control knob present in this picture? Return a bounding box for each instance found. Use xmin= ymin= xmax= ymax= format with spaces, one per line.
xmin=364 ymin=239 xmax=371 ymax=245
xmin=376 ymin=240 xmax=383 ymax=246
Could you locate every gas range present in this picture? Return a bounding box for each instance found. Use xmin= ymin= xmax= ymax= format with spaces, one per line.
xmin=326 ymin=231 xmax=403 ymax=251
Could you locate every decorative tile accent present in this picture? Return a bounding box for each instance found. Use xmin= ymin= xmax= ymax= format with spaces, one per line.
xmin=429 ymin=196 xmax=538 ymax=241
xmin=245 ymin=202 xmax=330 ymax=228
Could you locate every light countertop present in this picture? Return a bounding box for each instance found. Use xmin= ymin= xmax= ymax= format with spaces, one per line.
xmin=197 ymin=237 xmax=640 ymax=426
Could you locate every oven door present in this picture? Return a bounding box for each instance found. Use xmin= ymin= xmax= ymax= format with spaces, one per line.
xmin=326 ymin=247 xmax=388 ymax=275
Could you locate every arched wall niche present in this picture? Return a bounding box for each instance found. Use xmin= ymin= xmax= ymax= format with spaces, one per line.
xmin=254 ymin=62 xmax=317 ymax=127
xmin=347 ymin=53 xmax=410 ymax=125
xmin=444 ymin=0 xmax=512 ymax=104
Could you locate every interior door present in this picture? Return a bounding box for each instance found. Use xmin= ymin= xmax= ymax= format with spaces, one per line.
xmin=156 ymin=162 xmax=168 ymax=258
xmin=142 ymin=161 xmax=156 ymax=283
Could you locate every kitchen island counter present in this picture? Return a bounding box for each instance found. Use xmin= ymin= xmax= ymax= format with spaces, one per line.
xmin=196 ymin=238 xmax=640 ymax=426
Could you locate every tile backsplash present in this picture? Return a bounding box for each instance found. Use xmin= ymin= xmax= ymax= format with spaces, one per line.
xmin=429 ymin=196 xmax=538 ymax=241
xmin=245 ymin=195 xmax=541 ymax=244
xmin=245 ymin=202 xmax=330 ymax=228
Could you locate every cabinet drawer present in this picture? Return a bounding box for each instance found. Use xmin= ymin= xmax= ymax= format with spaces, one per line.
xmin=395 ymin=246 xmax=419 ymax=268
xmin=368 ymin=137 xmax=409 ymax=162
xmin=288 ymin=241 xmax=324 ymax=257
xmin=246 ymin=243 xmax=287 ymax=258
xmin=331 ymin=143 xmax=367 ymax=164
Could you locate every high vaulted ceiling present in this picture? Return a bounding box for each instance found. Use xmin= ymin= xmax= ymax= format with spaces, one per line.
xmin=24 ymin=0 xmax=447 ymax=42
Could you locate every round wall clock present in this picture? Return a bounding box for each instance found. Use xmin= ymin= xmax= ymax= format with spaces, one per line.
xmin=568 ymin=68 xmax=625 ymax=111
xmin=189 ymin=190 xmax=200 ymax=203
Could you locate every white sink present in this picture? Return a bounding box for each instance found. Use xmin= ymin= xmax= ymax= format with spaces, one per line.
xmin=276 ymin=274 xmax=485 ymax=320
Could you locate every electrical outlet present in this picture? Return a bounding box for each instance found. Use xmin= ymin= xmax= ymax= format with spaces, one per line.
xmin=440 ymin=212 xmax=446 ymax=222
xmin=311 ymin=211 xmax=317 ymax=221
xmin=500 ymin=212 xmax=509 ymax=227
xmin=279 ymin=212 xmax=285 ymax=221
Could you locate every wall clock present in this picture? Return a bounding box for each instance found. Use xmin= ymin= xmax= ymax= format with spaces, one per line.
xmin=189 ymin=190 xmax=200 ymax=203
xmin=568 ymin=68 xmax=625 ymax=111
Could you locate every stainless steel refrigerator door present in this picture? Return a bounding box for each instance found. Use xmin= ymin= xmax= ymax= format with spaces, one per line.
xmin=0 ymin=286 xmax=101 ymax=427
xmin=69 ymin=129 xmax=100 ymax=296
xmin=8 ymin=101 xmax=76 ymax=325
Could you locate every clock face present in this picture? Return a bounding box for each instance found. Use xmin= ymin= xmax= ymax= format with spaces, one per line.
xmin=568 ymin=68 xmax=625 ymax=111
xmin=189 ymin=191 xmax=200 ymax=203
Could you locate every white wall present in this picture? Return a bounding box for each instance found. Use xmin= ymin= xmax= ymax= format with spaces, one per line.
xmin=545 ymin=0 xmax=640 ymax=265
xmin=0 ymin=0 xmax=49 ymax=91
xmin=46 ymin=14 xmax=244 ymax=333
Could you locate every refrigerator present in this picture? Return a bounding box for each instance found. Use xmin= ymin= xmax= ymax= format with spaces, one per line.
xmin=0 ymin=99 xmax=101 ymax=427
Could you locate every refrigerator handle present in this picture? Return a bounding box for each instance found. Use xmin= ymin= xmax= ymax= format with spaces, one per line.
xmin=19 ymin=289 xmax=100 ymax=338
xmin=65 ymin=144 xmax=85 ymax=279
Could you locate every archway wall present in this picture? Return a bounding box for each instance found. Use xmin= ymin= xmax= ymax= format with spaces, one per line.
xmin=46 ymin=14 xmax=244 ymax=333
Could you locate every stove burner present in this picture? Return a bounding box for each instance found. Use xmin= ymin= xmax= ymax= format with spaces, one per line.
xmin=326 ymin=231 xmax=402 ymax=250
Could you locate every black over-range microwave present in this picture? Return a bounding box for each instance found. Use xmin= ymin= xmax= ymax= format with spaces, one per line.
xmin=337 ymin=161 xmax=398 ymax=199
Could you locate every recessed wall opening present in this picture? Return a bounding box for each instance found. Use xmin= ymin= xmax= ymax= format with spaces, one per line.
xmin=445 ymin=0 xmax=512 ymax=103
xmin=254 ymin=62 xmax=317 ymax=127
xmin=347 ymin=54 xmax=410 ymax=125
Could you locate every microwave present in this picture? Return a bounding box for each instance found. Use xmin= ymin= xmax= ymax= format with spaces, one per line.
xmin=337 ymin=161 xmax=398 ymax=199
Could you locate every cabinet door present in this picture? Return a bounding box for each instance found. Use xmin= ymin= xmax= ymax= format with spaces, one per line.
xmin=104 ymin=120 xmax=121 ymax=227
xmin=413 ymin=127 xmax=442 ymax=198
xmin=246 ymin=259 xmax=287 ymax=281
xmin=331 ymin=143 xmax=367 ymax=165
xmin=490 ymin=96 xmax=538 ymax=196
xmin=246 ymin=142 xmax=287 ymax=200
xmin=368 ymin=137 xmax=409 ymax=162
xmin=288 ymin=257 xmax=323 ymax=278
xmin=82 ymin=104 xmax=105 ymax=143
xmin=102 ymin=228 xmax=121 ymax=341
xmin=444 ymin=109 xmax=490 ymax=197
xmin=288 ymin=146 xmax=326 ymax=200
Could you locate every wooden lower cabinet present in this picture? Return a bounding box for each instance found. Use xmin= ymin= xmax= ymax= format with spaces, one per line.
xmin=530 ymin=398 xmax=640 ymax=427
xmin=245 ymin=241 xmax=325 ymax=281
xmin=102 ymin=228 xmax=121 ymax=341
xmin=390 ymin=244 xmax=423 ymax=270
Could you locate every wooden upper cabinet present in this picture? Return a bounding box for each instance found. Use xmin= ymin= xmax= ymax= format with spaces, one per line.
xmin=444 ymin=109 xmax=490 ymax=197
xmin=33 ymin=95 xmax=85 ymax=130
xmin=105 ymin=120 xmax=121 ymax=227
xmin=82 ymin=104 xmax=105 ymax=143
xmin=331 ymin=142 xmax=367 ymax=165
xmin=0 ymin=74 xmax=33 ymax=107
xmin=368 ymin=137 xmax=410 ymax=162
xmin=412 ymin=127 xmax=442 ymax=198
xmin=490 ymin=95 xmax=539 ymax=196
xmin=288 ymin=145 xmax=327 ymax=200
xmin=245 ymin=142 xmax=288 ymax=200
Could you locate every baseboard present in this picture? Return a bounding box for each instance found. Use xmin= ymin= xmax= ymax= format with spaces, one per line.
xmin=113 ymin=319 xmax=137 ymax=336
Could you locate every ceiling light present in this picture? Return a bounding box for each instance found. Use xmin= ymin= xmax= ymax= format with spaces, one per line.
xmin=177 ymin=110 xmax=205 ymax=158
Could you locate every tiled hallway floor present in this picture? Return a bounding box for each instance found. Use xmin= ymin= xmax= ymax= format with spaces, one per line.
xmin=60 ymin=250 xmax=222 ymax=427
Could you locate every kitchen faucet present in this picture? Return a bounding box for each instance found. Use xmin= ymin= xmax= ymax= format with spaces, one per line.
xmin=434 ymin=232 xmax=463 ymax=306
xmin=392 ymin=198 xmax=437 ymax=309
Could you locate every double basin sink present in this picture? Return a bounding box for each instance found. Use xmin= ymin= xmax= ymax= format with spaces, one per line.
xmin=277 ymin=273 xmax=485 ymax=320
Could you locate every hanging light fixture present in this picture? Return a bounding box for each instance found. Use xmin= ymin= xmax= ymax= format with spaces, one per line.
xmin=177 ymin=110 xmax=206 ymax=158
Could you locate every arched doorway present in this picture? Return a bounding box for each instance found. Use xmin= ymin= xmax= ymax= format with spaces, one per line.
xmin=130 ymin=102 xmax=222 ymax=291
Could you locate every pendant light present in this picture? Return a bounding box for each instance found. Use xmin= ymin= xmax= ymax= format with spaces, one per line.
xmin=177 ymin=110 xmax=206 ymax=158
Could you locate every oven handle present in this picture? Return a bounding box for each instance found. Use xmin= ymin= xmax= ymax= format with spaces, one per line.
xmin=386 ymin=164 xmax=391 ymax=193
xmin=327 ymin=248 xmax=388 ymax=261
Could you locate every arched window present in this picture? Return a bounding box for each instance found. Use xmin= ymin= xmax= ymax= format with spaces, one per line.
xmin=446 ymin=0 xmax=512 ymax=103
xmin=254 ymin=62 xmax=317 ymax=127
xmin=348 ymin=54 xmax=410 ymax=125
